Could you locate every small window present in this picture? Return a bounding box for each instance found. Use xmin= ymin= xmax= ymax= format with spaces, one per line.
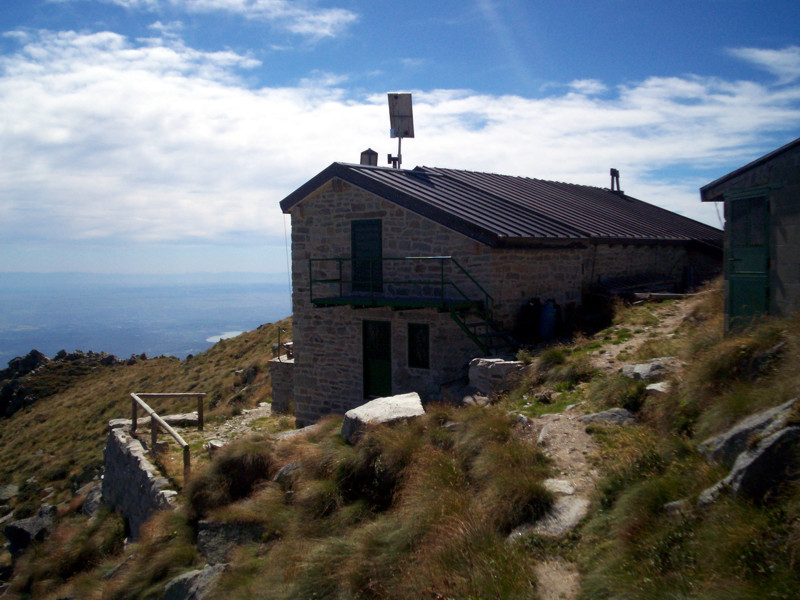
xmin=408 ymin=323 xmax=430 ymax=369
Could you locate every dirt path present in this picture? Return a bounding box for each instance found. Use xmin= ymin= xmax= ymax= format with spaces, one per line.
xmin=527 ymin=298 xmax=693 ymax=599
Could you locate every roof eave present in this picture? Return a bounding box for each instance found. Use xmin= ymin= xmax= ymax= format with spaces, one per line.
xmin=280 ymin=163 xmax=501 ymax=247
xmin=700 ymin=136 xmax=800 ymax=201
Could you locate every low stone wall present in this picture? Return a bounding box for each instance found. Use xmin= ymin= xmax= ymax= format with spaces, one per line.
xmin=102 ymin=426 xmax=177 ymax=539
xmin=269 ymin=356 xmax=294 ymax=414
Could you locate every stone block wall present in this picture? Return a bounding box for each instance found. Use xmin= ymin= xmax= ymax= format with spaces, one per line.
xmin=287 ymin=179 xmax=712 ymax=424
xmin=269 ymin=355 xmax=294 ymax=413
xmin=102 ymin=426 xmax=177 ymax=539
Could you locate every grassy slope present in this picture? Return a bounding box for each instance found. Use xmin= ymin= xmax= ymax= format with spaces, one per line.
xmin=5 ymin=282 xmax=800 ymax=599
xmin=0 ymin=317 xmax=291 ymax=514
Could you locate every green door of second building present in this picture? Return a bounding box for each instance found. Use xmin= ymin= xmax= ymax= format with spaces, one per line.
xmin=363 ymin=320 xmax=391 ymax=398
xmin=727 ymin=194 xmax=769 ymax=327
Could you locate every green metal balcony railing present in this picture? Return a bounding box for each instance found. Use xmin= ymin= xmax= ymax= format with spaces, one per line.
xmin=308 ymin=256 xmax=514 ymax=355
xmin=308 ymin=255 xmax=494 ymax=314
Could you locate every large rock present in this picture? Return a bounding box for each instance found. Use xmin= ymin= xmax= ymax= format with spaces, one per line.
xmin=197 ymin=521 xmax=265 ymax=565
xmin=161 ymin=563 xmax=225 ymax=600
xmin=468 ymin=358 xmax=525 ymax=395
xmin=0 ymin=484 xmax=19 ymax=503
xmin=580 ymin=408 xmax=636 ymax=426
xmin=0 ymin=379 xmax=37 ymax=418
xmin=1 ymin=349 xmax=49 ymax=379
xmin=341 ymin=392 xmax=425 ymax=444
xmin=698 ymin=397 xmax=798 ymax=468
xmin=620 ymin=357 xmax=680 ymax=381
xmin=699 ymin=426 xmax=800 ymax=505
xmin=3 ymin=505 xmax=56 ymax=558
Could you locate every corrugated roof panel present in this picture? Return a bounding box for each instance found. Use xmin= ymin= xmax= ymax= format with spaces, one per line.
xmin=280 ymin=162 xmax=722 ymax=247
xmin=424 ymin=167 xmax=721 ymax=243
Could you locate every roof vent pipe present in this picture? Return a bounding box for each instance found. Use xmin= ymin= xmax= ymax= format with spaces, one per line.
xmin=610 ymin=168 xmax=623 ymax=194
xmin=360 ymin=148 xmax=378 ymax=166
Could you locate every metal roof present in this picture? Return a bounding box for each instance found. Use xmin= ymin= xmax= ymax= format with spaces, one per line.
xmin=280 ymin=162 xmax=722 ymax=249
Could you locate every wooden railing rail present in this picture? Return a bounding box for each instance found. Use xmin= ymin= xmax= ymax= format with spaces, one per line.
xmin=130 ymin=392 xmax=206 ymax=482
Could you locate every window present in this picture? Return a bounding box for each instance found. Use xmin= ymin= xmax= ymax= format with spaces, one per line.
xmin=408 ymin=323 xmax=429 ymax=369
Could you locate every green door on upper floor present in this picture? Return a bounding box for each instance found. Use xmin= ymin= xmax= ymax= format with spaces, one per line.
xmin=363 ymin=320 xmax=391 ymax=399
xmin=352 ymin=219 xmax=382 ymax=293
xmin=727 ymin=193 xmax=769 ymax=327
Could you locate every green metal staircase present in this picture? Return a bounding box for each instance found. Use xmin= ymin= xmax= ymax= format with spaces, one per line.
xmin=450 ymin=305 xmax=517 ymax=356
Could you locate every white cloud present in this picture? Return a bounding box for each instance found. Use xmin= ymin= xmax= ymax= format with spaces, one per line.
xmin=569 ymin=79 xmax=607 ymax=95
xmin=728 ymin=46 xmax=800 ymax=84
xmin=71 ymin=0 xmax=358 ymax=40
xmin=1 ymin=30 xmax=799 ymax=256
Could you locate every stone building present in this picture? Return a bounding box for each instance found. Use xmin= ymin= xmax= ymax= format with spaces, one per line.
xmin=701 ymin=136 xmax=800 ymax=328
xmin=275 ymin=159 xmax=722 ymax=426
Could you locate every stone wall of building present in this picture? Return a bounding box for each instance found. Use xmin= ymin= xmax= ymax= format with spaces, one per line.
xmin=102 ymin=426 xmax=177 ymax=539
xmin=269 ymin=356 xmax=294 ymax=414
xmin=288 ymin=179 xmax=711 ymax=424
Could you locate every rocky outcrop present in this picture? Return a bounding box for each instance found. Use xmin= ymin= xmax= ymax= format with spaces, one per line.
xmin=620 ymin=357 xmax=681 ymax=381
xmin=340 ymin=392 xmax=425 ymax=444
xmin=468 ymin=357 xmax=525 ymax=395
xmin=0 ymin=349 xmax=49 ymax=380
xmin=580 ymin=408 xmax=636 ymax=426
xmin=102 ymin=426 xmax=177 ymax=538
xmin=3 ymin=505 xmax=56 ymax=558
xmin=0 ymin=379 xmax=37 ymax=418
xmin=699 ymin=426 xmax=800 ymax=505
xmin=162 ymin=563 xmax=225 ymax=600
xmin=197 ymin=520 xmax=265 ymax=564
xmin=698 ymin=397 xmax=799 ymax=468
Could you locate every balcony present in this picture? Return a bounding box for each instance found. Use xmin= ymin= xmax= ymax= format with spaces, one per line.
xmin=308 ymin=256 xmax=492 ymax=313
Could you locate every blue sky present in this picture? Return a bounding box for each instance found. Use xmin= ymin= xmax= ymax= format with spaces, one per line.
xmin=1 ymin=0 xmax=799 ymax=275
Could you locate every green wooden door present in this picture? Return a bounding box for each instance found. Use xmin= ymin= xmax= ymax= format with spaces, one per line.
xmin=363 ymin=320 xmax=391 ymax=398
xmin=352 ymin=219 xmax=382 ymax=293
xmin=728 ymin=195 xmax=769 ymax=326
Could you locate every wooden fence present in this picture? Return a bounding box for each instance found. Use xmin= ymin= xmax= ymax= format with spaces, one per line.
xmin=130 ymin=392 xmax=206 ymax=482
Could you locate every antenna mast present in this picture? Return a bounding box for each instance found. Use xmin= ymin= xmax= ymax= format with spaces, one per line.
xmin=387 ymin=93 xmax=414 ymax=168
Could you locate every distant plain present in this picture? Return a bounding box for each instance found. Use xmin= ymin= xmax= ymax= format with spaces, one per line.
xmin=0 ymin=272 xmax=291 ymax=365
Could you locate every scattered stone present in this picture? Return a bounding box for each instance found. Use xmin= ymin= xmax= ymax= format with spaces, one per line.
xmin=272 ymin=462 xmax=300 ymax=490
xmin=0 ymin=484 xmax=19 ymax=503
xmin=468 ymin=357 xmax=525 ymax=395
xmin=205 ymin=440 xmax=226 ymax=458
xmin=508 ymin=496 xmax=591 ymax=542
xmin=515 ymin=414 xmax=532 ymax=427
xmin=620 ymin=357 xmax=680 ymax=381
xmin=197 ymin=521 xmax=265 ymax=565
xmin=3 ymin=505 xmax=57 ymax=558
xmin=341 ymin=392 xmax=425 ymax=445
xmin=82 ymin=486 xmax=103 ymax=517
xmin=543 ymin=478 xmax=575 ymax=495
xmin=697 ymin=397 xmax=798 ymax=468
xmin=273 ymin=423 xmax=321 ymax=441
xmin=162 ymin=563 xmax=226 ymax=600
xmin=532 ymin=496 xmax=591 ymax=536
xmin=663 ymin=499 xmax=690 ymax=516
xmin=534 ymin=390 xmax=553 ymax=404
xmin=580 ymin=408 xmax=636 ymax=426
xmin=462 ymin=394 xmax=490 ymax=407
xmin=646 ymin=381 xmax=671 ymax=395
xmin=699 ymin=426 xmax=800 ymax=505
